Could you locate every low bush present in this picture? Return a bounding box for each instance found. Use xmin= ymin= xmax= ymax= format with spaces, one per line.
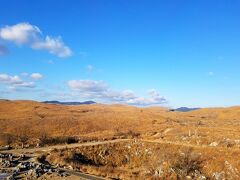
xmin=40 ymin=135 xmax=78 ymax=146
xmin=114 ymin=130 xmax=140 ymax=138
xmin=172 ymin=149 xmax=205 ymax=179
xmin=0 ymin=133 xmax=16 ymax=146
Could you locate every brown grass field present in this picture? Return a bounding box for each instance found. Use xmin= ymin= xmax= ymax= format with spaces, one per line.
xmin=0 ymin=100 xmax=240 ymax=179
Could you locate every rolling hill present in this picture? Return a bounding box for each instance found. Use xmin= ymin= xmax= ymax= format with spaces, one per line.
xmin=0 ymin=100 xmax=240 ymax=148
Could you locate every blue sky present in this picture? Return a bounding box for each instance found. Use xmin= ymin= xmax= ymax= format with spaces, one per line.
xmin=0 ymin=0 xmax=240 ymax=107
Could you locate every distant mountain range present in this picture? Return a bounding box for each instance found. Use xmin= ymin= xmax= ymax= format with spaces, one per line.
xmin=0 ymin=99 xmax=9 ymax=101
xmin=42 ymin=101 xmax=96 ymax=105
xmin=171 ymin=107 xmax=200 ymax=112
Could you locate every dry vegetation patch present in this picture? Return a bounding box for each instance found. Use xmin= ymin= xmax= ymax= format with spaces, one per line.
xmin=1 ymin=100 xmax=240 ymax=149
xmin=44 ymin=140 xmax=240 ymax=179
xmin=1 ymin=101 xmax=240 ymax=179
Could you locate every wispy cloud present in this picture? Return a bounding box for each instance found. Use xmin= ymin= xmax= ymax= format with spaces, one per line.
xmin=127 ymin=89 xmax=167 ymax=105
xmin=31 ymin=36 xmax=72 ymax=57
xmin=68 ymin=80 xmax=107 ymax=92
xmin=68 ymin=79 xmax=166 ymax=106
xmin=0 ymin=73 xmax=35 ymax=88
xmin=0 ymin=22 xmax=72 ymax=57
xmin=30 ymin=73 xmax=43 ymax=80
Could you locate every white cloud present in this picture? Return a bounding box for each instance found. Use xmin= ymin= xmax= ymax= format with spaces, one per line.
xmin=0 ymin=22 xmax=40 ymax=44
xmin=0 ymin=73 xmax=35 ymax=88
xmin=11 ymin=82 xmax=35 ymax=88
xmin=0 ymin=22 xmax=72 ymax=57
xmin=127 ymin=89 xmax=166 ymax=105
xmin=0 ymin=74 xmax=21 ymax=83
xmin=68 ymin=80 xmax=107 ymax=92
xmin=122 ymin=90 xmax=136 ymax=99
xmin=30 ymin=73 xmax=43 ymax=80
xmin=68 ymin=79 xmax=167 ymax=106
xmin=31 ymin=36 xmax=72 ymax=57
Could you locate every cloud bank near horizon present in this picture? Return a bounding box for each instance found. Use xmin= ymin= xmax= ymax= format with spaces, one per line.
xmin=68 ymin=79 xmax=167 ymax=106
xmin=0 ymin=72 xmax=167 ymax=106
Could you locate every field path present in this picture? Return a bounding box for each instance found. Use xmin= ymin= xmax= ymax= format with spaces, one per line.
xmin=142 ymin=139 xmax=240 ymax=151
xmin=0 ymin=139 xmax=130 ymax=180
xmin=1 ymin=139 xmax=130 ymax=154
xmin=2 ymin=138 xmax=239 ymax=179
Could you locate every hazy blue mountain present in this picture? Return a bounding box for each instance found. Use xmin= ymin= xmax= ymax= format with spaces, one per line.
xmin=42 ymin=101 xmax=96 ymax=105
xmin=171 ymin=107 xmax=200 ymax=112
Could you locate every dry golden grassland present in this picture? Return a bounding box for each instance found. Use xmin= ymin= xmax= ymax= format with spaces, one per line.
xmin=0 ymin=100 xmax=240 ymax=148
xmin=0 ymin=100 xmax=240 ymax=179
xmin=45 ymin=140 xmax=240 ymax=179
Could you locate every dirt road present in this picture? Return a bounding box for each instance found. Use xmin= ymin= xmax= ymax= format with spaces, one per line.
xmin=142 ymin=139 xmax=240 ymax=151
xmin=0 ymin=139 xmax=130 ymax=180
xmin=1 ymin=139 xmax=130 ymax=154
xmin=60 ymin=168 xmax=106 ymax=180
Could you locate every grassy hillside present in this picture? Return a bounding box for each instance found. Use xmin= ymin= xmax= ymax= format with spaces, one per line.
xmin=0 ymin=100 xmax=240 ymax=148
